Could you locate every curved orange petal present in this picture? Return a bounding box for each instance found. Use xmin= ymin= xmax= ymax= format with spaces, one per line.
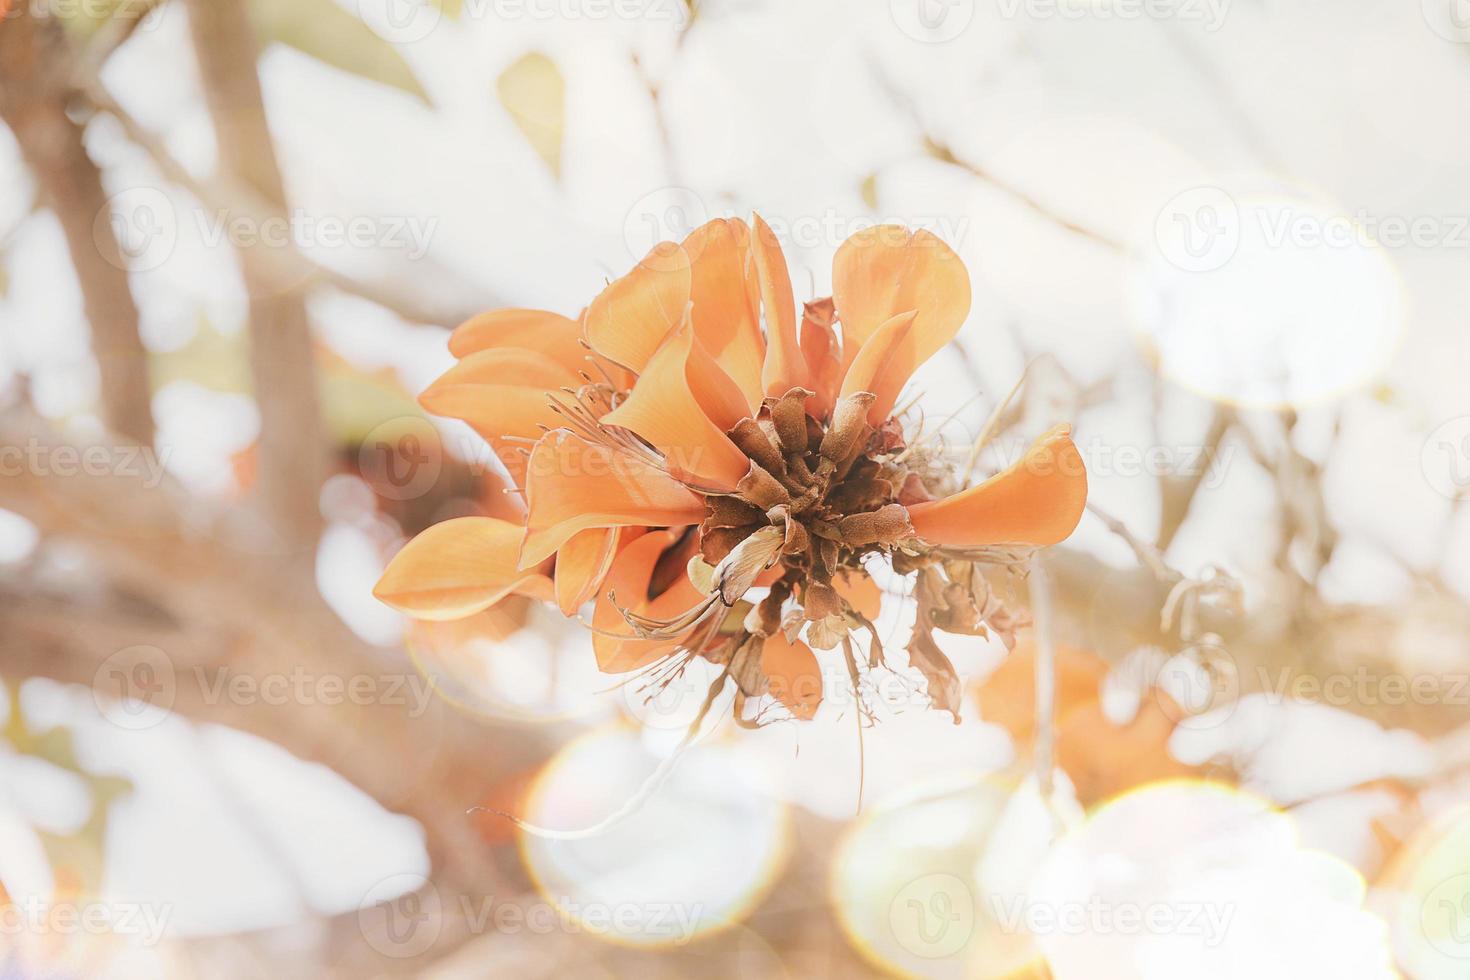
xmin=374 ymin=516 xmax=553 ymax=621
xmin=831 ymin=224 xmax=971 ymax=390
xmin=761 ymin=632 xmax=823 ymax=720
xmin=448 ymin=309 xmax=589 ymax=376
xmin=686 ymin=334 xmax=756 ymax=432
xmin=752 ymin=214 xmax=810 ymax=398
xmin=583 ymin=242 xmax=692 ymax=373
xmin=426 ymin=346 xmax=579 ymax=393
xmin=601 ymin=323 xmax=753 ymax=491
xmin=553 ymin=526 xmax=621 ymax=616
xmin=417 ymin=348 xmax=575 ymax=447
xmin=593 ymin=529 xmax=705 ymax=673
xmin=907 ymin=424 xmax=1088 ymax=548
xmin=521 ymin=430 xmax=708 ymax=567
xmin=684 ymin=218 xmax=765 ymax=412
xmin=800 ymin=298 xmax=841 ymax=420
xmin=838 ymin=309 xmax=917 ymax=424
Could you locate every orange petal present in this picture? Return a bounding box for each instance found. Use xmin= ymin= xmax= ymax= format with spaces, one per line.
xmin=593 ymin=529 xmax=705 ymax=673
xmin=521 ymin=430 xmax=708 ymax=567
xmin=448 ymin=308 xmax=589 ymax=376
xmin=684 ymin=218 xmax=765 ymax=412
xmin=832 ymin=224 xmax=971 ymax=387
xmin=753 ymin=214 xmax=810 ymax=397
xmin=686 ymin=333 xmax=757 ymax=432
xmin=583 ymin=242 xmax=692 ymax=373
xmin=424 ymin=346 xmax=578 ymax=396
xmin=601 ymin=323 xmax=753 ymax=492
xmin=834 ymin=569 xmax=883 ymax=622
xmin=553 ymin=526 xmax=620 ymax=616
xmin=800 ymin=298 xmax=841 ymax=420
xmin=974 ymin=642 xmax=1107 ymax=746
xmin=907 ymin=424 xmax=1088 ymax=548
xmin=761 ymin=632 xmax=823 ymax=720
xmin=374 ymin=517 xmax=553 ymax=621
xmin=417 ymin=348 xmax=575 ymax=445
xmin=838 ymin=309 xmax=917 ymax=424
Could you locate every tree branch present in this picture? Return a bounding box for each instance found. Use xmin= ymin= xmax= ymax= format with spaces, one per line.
xmin=0 ymin=9 xmax=154 ymax=445
xmin=182 ymin=0 xmax=328 ymax=562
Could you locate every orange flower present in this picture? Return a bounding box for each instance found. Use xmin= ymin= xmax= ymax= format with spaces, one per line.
xmin=375 ymin=218 xmax=1087 ymax=724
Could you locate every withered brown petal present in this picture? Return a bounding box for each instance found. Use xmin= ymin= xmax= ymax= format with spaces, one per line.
xmin=705 ymin=495 xmax=765 ymax=528
xmin=728 ymin=418 xmax=786 ymax=477
xmin=906 ymin=627 xmax=963 ymax=723
xmin=804 ymin=582 xmax=842 ymax=620
xmin=700 ymin=525 xmax=757 ymax=566
xmin=767 ymin=387 xmax=813 ymax=454
xmin=836 ymin=503 xmax=914 ymax=547
xmin=897 ymin=471 xmax=937 ymax=505
xmin=736 ymin=461 xmax=791 ymax=510
xmin=820 ymin=392 xmax=876 ymax=464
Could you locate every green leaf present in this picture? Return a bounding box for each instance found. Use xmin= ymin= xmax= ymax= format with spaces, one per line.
xmin=496 ymin=52 xmax=565 ymax=180
xmin=250 ymin=0 xmax=431 ymax=104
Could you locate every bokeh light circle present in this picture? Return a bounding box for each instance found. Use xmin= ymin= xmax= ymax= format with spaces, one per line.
xmin=519 ymin=724 xmax=791 ymax=949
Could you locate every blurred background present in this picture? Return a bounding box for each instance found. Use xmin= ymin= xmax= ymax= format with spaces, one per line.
xmin=3 ymin=0 xmax=1470 ymax=976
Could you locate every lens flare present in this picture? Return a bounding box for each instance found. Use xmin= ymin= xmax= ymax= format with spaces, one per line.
xmin=830 ymin=773 xmax=1053 ymax=979
xmin=1375 ymin=805 xmax=1470 ymax=979
xmin=518 ymin=725 xmax=791 ymax=948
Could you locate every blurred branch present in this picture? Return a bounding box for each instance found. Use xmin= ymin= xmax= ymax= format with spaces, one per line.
xmin=84 ymin=87 xmax=487 ymax=328
xmin=0 ymin=411 xmax=559 ymax=966
xmin=183 ymin=0 xmax=328 ymax=562
xmin=1156 ymin=406 xmax=1232 ymax=552
xmin=0 ymin=8 xmax=154 ymax=446
xmin=70 ymin=0 xmax=169 ymax=86
xmin=1086 ymin=502 xmax=1178 ymax=584
xmin=866 ymin=56 xmax=1126 ymax=253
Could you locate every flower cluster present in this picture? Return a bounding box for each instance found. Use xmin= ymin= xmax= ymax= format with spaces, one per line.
xmin=374 ymin=218 xmax=1087 ymax=723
